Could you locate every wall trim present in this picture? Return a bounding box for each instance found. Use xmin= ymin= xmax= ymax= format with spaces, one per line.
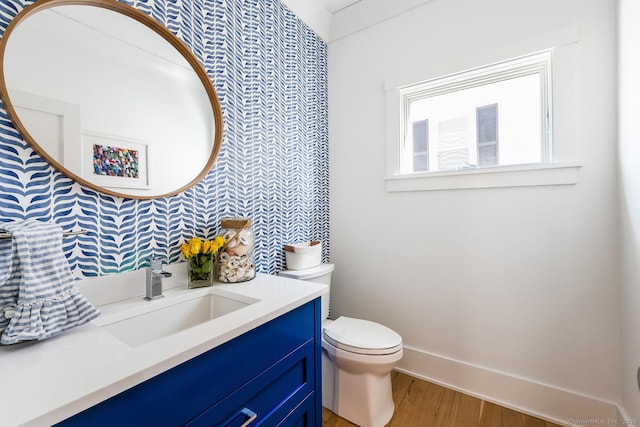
xmin=616 ymin=404 xmax=638 ymax=425
xmin=396 ymin=345 xmax=618 ymax=427
xmin=385 ymin=163 xmax=581 ymax=192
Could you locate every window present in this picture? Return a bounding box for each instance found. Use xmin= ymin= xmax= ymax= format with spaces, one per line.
xmin=412 ymin=119 xmax=429 ymax=172
xmin=396 ymin=51 xmax=552 ymax=175
xmin=476 ymin=103 xmax=498 ymax=167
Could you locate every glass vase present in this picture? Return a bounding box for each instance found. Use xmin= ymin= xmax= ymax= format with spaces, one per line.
xmin=187 ymin=253 xmax=213 ymax=289
xmin=216 ymin=217 xmax=256 ymax=283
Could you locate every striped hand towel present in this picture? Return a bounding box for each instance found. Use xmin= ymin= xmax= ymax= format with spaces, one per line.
xmin=0 ymin=220 xmax=100 ymax=345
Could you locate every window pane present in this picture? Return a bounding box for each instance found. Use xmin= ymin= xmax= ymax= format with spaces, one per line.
xmin=413 ymin=120 xmax=428 ymax=152
xmin=412 ymin=119 xmax=429 ymax=172
xmin=478 ymin=144 xmax=498 ymax=167
xmin=413 ymin=153 xmax=428 ymax=172
xmin=477 ymin=104 xmax=498 ymax=167
xmin=477 ymin=104 xmax=497 ymax=144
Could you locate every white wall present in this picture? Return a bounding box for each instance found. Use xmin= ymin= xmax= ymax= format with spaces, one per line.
xmin=328 ymin=0 xmax=619 ymax=423
xmin=618 ymin=0 xmax=640 ymax=420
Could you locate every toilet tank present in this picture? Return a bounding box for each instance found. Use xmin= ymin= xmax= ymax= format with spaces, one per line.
xmin=279 ymin=263 xmax=334 ymax=320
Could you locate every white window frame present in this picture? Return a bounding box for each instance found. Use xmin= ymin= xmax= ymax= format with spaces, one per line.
xmin=385 ymin=49 xmax=581 ymax=192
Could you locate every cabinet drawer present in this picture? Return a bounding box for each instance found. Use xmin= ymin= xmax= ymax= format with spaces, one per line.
xmin=186 ymin=339 xmax=314 ymax=427
xmin=279 ymin=392 xmax=316 ymax=427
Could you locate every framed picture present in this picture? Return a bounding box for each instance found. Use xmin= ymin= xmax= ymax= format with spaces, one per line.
xmin=82 ymin=132 xmax=150 ymax=190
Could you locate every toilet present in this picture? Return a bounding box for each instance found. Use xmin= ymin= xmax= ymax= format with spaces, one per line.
xmin=279 ymin=263 xmax=403 ymax=427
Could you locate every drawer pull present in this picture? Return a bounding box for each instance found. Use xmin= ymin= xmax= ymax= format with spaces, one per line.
xmin=222 ymin=407 xmax=257 ymax=427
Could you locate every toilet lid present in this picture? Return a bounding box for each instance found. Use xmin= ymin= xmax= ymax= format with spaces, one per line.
xmin=323 ymin=316 xmax=402 ymax=355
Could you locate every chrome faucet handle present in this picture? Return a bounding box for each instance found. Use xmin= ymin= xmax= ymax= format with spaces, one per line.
xmin=150 ymin=256 xmax=163 ymax=272
xmin=150 ymin=256 xmax=172 ymax=276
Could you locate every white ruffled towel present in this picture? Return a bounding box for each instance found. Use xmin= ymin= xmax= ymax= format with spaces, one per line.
xmin=0 ymin=220 xmax=99 ymax=345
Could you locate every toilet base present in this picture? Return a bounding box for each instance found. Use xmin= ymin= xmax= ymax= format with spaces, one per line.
xmin=322 ymin=347 xmax=397 ymax=427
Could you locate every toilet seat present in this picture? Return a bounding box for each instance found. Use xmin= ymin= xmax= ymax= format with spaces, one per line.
xmin=323 ymin=316 xmax=402 ymax=355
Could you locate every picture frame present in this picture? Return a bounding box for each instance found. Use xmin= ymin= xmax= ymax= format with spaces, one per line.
xmin=82 ymin=131 xmax=150 ymax=190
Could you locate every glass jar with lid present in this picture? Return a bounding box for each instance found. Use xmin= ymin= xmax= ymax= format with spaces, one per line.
xmin=215 ymin=217 xmax=256 ymax=283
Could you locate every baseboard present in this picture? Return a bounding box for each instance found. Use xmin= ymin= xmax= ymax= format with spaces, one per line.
xmin=617 ymin=404 xmax=638 ymax=425
xmin=396 ymin=345 xmax=618 ymax=427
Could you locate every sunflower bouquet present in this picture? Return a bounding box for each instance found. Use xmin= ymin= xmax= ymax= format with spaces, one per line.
xmin=181 ymin=236 xmax=225 ymax=288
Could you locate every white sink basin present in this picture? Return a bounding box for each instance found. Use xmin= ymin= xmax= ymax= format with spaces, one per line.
xmin=95 ymin=290 xmax=258 ymax=347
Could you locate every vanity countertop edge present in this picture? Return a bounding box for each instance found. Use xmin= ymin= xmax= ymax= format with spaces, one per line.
xmin=0 ymin=270 xmax=327 ymax=427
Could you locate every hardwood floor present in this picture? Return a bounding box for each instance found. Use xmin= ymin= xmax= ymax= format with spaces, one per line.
xmin=322 ymin=371 xmax=562 ymax=427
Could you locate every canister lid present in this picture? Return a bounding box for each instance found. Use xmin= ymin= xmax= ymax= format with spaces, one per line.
xmin=279 ymin=263 xmax=334 ymax=280
xmin=221 ymin=217 xmax=252 ymax=228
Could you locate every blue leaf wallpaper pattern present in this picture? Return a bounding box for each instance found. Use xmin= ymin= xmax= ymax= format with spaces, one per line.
xmin=0 ymin=0 xmax=329 ymax=278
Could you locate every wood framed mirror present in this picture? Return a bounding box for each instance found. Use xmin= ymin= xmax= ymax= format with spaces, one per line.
xmin=0 ymin=0 xmax=223 ymax=199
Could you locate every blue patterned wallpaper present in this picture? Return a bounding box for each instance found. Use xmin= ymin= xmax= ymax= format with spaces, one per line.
xmin=0 ymin=0 xmax=329 ymax=277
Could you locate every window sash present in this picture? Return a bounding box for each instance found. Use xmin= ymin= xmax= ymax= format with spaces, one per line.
xmin=398 ymin=50 xmax=552 ymax=174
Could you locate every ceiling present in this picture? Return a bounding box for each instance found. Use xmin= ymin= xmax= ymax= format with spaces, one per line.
xmin=323 ymin=0 xmax=362 ymax=13
xmin=282 ymin=0 xmax=432 ymax=42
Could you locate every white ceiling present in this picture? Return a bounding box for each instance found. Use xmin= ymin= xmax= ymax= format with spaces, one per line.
xmin=282 ymin=0 xmax=432 ymax=42
xmin=323 ymin=0 xmax=362 ymax=14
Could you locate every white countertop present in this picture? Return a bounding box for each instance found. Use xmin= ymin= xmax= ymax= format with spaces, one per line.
xmin=0 ymin=265 xmax=327 ymax=427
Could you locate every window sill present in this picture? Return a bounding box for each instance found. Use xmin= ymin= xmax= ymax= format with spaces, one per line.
xmin=385 ymin=162 xmax=581 ymax=192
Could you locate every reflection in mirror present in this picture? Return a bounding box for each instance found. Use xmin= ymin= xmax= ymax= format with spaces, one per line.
xmin=0 ymin=1 xmax=223 ymax=199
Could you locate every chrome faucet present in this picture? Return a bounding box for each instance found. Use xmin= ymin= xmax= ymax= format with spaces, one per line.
xmin=145 ymin=257 xmax=172 ymax=301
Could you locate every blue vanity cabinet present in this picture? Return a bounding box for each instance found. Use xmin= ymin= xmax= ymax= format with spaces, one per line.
xmin=56 ymin=298 xmax=322 ymax=427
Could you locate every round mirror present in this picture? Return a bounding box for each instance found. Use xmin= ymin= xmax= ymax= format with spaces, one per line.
xmin=0 ymin=0 xmax=223 ymax=199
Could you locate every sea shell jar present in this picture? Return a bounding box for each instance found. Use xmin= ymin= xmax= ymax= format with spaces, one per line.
xmin=215 ymin=217 xmax=256 ymax=283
